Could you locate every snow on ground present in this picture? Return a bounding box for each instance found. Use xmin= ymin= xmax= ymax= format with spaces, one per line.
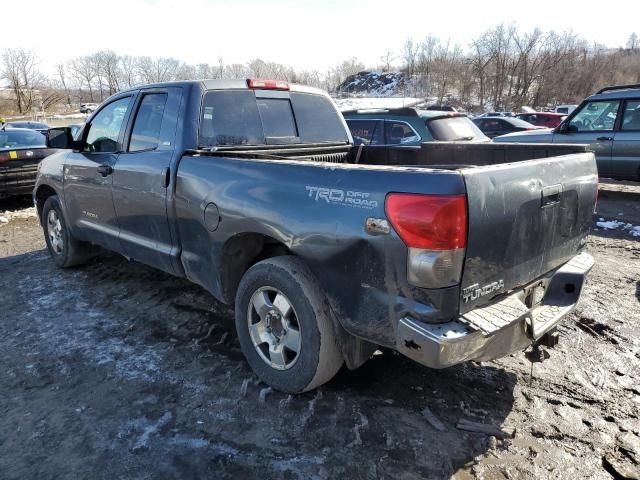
xmin=596 ymin=218 xmax=640 ymax=236
xmin=334 ymin=97 xmax=423 ymax=112
xmin=0 ymin=207 xmax=37 ymax=225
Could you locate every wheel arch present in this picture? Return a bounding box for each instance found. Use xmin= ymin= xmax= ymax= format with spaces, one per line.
xmin=218 ymin=232 xmax=293 ymax=305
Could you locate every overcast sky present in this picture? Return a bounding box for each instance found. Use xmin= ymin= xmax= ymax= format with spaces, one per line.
xmin=4 ymin=0 xmax=638 ymax=74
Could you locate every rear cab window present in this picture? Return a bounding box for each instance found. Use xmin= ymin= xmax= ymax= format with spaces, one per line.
xmin=199 ymin=90 xmax=349 ymax=147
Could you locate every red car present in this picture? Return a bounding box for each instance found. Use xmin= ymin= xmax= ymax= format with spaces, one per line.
xmin=516 ymin=112 xmax=566 ymax=128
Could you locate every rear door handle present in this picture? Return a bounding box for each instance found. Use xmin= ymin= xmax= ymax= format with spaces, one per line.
xmin=161 ymin=167 xmax=170 ymax=188
xmin=596 ymin=136 xmax=612 ymax=141
xmin=97 ymin=164 xmax=113 ymax=177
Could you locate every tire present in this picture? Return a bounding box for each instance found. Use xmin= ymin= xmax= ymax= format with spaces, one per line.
xmin=41 ymin=195 xmax=95 ymax=268
xmin=235 ymin=256 xmax=343 ymax=393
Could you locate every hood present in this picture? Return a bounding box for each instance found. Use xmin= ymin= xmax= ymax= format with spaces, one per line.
xmin=493 ymin=129 xmax=554 ymax=143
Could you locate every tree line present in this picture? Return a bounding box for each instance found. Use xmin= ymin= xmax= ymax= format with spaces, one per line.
xmin=1 ymin=25 xmax=639 ymax=115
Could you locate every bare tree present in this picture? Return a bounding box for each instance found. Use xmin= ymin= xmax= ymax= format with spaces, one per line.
xmin=1 ymin=48 xmax=43 ymax=113
xmin=628 ymin=33 xmax=639 ymax=51
xmin=70 ymin=55 xmax=98 ymax=101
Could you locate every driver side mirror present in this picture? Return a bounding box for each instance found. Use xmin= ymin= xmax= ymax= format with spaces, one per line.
xmin=557 ymin=123 xmax=577 ymax=134
xmin=47 ymin=127 xmax=82 ymax=150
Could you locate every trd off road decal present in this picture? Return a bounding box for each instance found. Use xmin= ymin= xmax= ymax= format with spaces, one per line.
xmin=305 ymin=186 xmax=378 ymax=209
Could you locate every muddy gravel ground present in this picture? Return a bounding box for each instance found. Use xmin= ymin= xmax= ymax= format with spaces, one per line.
xmin=0 ymin=193 xmax=639 ymax=480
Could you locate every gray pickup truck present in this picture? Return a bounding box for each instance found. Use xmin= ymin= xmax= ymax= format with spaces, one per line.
xmin=36 ymin=79 xmax=597 ymax=393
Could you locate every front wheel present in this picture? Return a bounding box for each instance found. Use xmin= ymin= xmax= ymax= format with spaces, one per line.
xmin=235 ymin=256 xmax=343 ymax=393
xmin=41 ymin=195 xmax=96 ymax=268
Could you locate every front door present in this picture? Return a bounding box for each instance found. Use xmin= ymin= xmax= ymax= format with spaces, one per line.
xmin=553 ymin=99 xmax=621 ymax=178
xmin=612 ymin=99 xmax=640 ymax=180
xmin=111 ymin=88 xmax=181 ymax=273
xmin=63 ymin=95 xmax=134 ymax=252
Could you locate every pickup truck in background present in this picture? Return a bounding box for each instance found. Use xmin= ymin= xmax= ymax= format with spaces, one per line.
xmin=36 ymin=79 xmax=597 ymax=393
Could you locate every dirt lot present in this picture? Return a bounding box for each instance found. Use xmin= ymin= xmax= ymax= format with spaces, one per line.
xmin=0 ymin=190 xmax=638 ymax=480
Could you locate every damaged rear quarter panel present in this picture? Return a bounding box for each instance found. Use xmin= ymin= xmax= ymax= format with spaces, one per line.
xmin=174 ymin=156 xmax=466 ymax=347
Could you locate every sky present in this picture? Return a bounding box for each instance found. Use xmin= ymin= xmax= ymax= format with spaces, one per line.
xmin=3 ymin=0 xmax=638 ymax=75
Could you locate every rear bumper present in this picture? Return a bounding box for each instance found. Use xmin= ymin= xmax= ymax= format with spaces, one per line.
xmin=396 ymin=252 xmax=594 ymax=368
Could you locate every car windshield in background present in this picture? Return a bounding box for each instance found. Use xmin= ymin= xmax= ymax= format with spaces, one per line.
xmin=7 ymin=121 xmax=49 ymax=130
xmin=427 ymin=116 xmax=487 ymax=141
xmin=0 ymin=130 xmax=47 ymax=149
xmin=199 ymin=90 xmax=349 ymax=147
xmin=506 ymin=117 xmax=538 ymax=128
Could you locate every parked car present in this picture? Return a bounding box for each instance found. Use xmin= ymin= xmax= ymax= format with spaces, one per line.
xmin=38 ymin=79 xmax=596 ymax=393
xmin=476 ymin=111 xmax=516 ymax=118
xmin=495 ymin=84 xmax=640 ymax=180
xmin=343 ymin=108 xmax=488 ymax=146
xmin=472 ymin=116 xmax=545 ymax=138
xmin=516 ymin=112 xmax=566 ymax=128
xmin=0 ymin=127 xmax=56 ymax=198
xmin=80 ymin=103 xmax=99 ymax=113
xmin=555 ymin=104 xmax=578 ymax=115
xmin=5 ymin=121 xmax=50 ymax=135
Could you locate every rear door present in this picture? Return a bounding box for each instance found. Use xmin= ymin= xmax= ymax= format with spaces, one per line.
xmin=459 ymin=152 xmax=597 ymax=314
xmin=63 ymin=95 xmax=134 ymax=252
xmin=111 ymin=87 xmax=181 ymax=274
xmin=611 ymin=98 xmax=640 ymax=180
xmin=553 ymin=99 xmax=621 ymax=177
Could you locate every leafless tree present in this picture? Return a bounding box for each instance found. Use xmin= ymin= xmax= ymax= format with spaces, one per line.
xmin=1 ymin=48 xmax=43 ymax=113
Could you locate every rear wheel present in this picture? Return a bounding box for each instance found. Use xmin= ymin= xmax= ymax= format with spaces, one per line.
xmin=235 ymin=256 xmax=343 ymax=393
xmin=42 ymin=195 xmax=96 ymax=268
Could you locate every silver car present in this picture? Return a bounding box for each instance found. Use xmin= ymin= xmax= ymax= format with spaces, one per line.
xmin=495 ymin=84 xmax=640 ymax=181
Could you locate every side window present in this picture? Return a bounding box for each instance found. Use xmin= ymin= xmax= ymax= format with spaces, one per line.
xmin=84 ymin=97 xmax=131 ymax=152
xmin=384 ymin=121 xmax=420 ymax=144
xmin=621 ymin=100 xmax=640 ymax=131
xmin=485 ymin=119 xmax=501 ymax=130
xmin=129 ymin=93 xmax=168 ymax=152
xmin=346 ymin=120 xmax=383 ymax=145
xmin=569 ymin=100 xmax=620 ymax=132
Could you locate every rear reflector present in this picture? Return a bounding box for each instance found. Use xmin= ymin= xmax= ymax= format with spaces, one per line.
xmin=385 ymin=193 xmax=467 ymax=250
xmin=247 ymin=79 xmax=290 ymax=91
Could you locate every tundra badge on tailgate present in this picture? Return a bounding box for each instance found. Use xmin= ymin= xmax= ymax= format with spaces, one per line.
xmin=462 ymin=280 xmax=505 ymax=303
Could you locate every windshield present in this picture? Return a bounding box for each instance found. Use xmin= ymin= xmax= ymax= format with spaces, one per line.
xmin=0 ymin=130 xmax=47 ymax=149
xmin=426 ymin=116 xmax=487 ymax=141
xmin=199 ymin=90 xmax=349 ymax=147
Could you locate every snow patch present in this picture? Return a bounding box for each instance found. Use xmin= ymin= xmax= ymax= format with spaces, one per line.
xmin=596 ymin=219 xmax=640 ymax=236
xmin=0 ymin=207 xmax=37 ymax=225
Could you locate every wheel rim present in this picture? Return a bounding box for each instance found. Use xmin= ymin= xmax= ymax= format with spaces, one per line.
xmin=47 ymin=209 xmax=64 ymax=255
xmin=247 ymin=287 xmax=301 ymax=370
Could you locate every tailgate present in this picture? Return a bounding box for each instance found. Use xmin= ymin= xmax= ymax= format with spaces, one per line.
xmin=459 ymin=152 xmax=597 ymax=314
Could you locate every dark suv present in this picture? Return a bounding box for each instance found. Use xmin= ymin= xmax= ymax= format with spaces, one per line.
xmin=495 ymin=84 xmax=640 ymax=180
xmin=342 ymin=107 xmax=488 ymax=146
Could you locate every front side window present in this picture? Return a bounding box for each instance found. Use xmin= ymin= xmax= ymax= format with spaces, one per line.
xmin=85 ymin=97 xmax=131 ymax=152
xmin=346 ymin=120 xmax=383 ymax=145
xmin=569 ymin=101 xmax=620 ymax=132
xmin=129 ymin=93 xmax=168 ymax=152
xmin=621 ymin=100 xmax=640 ymax=131
xmin=385 ymin=121 xmax=420 ymax=144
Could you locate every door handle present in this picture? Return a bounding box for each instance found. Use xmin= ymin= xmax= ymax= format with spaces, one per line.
xmin=97 ymin=164 xmax=113 ymax=177
xmin=596 ymin=136 xmax=612 ymax=141
xmin=161 ymin=167 xmax=170 ymax=188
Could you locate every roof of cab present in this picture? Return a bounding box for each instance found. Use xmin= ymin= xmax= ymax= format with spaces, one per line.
xmin=117 ymin=79 xmax=328 ymax=97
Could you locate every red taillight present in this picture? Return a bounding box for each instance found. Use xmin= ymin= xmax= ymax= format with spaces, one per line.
xmin=385 ymin=194 xmax=467 ymax=250
xmin=247 ymin=79 xmax=290 ymax=91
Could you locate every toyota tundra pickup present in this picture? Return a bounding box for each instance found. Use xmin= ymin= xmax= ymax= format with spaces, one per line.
xmin=36 ymin=79 xmax=597 ymax=393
